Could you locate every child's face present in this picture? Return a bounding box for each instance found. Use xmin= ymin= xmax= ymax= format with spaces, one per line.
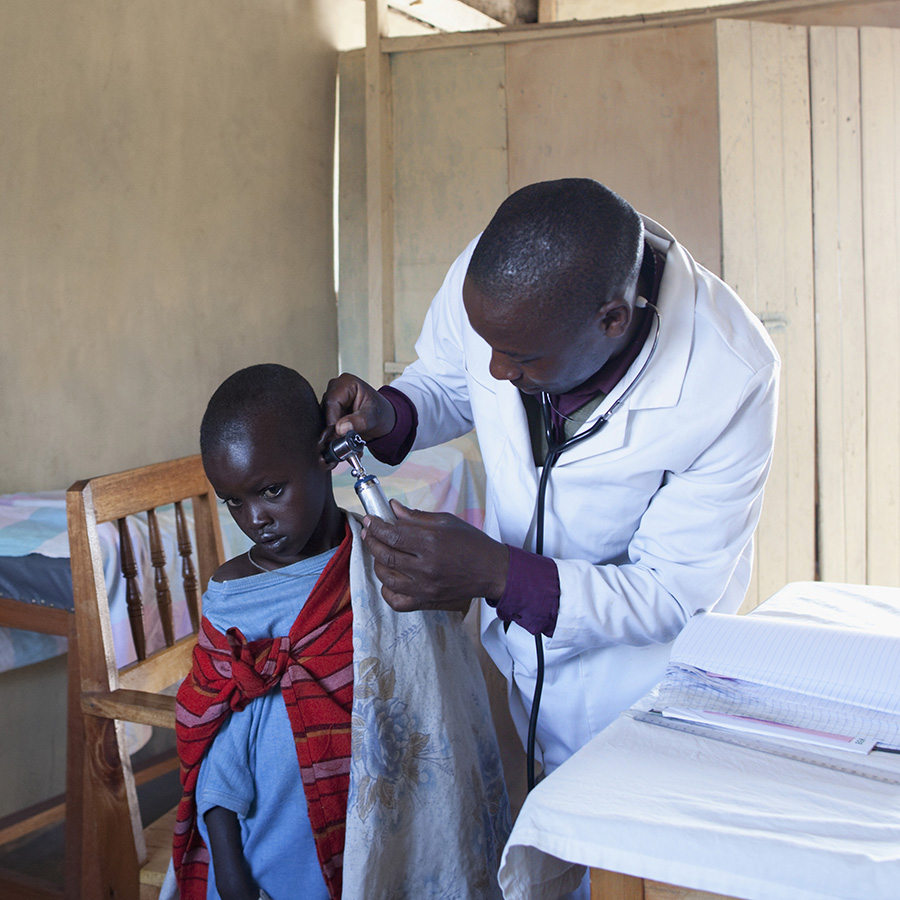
xmin=204 ymin=412 xmax=338 ymax=568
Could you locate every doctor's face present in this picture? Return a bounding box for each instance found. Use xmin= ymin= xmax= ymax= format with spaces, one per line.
xmin=463 ymin=277 xmax=616 ymax=396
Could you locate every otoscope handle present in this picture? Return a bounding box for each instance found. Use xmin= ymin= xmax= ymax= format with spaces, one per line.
xmin=355 ymin=474 xmax=397 ymax=523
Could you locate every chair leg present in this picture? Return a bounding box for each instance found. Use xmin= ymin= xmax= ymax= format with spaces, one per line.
xmin=63 ymin=631 xmax=83 ymax=900
xmin=78 ymin=714 xmax=144 ymax=900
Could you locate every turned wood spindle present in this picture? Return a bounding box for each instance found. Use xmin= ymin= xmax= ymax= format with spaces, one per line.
xmin=147 ymin=508 xmax=175 ymax=647
xmin=117 ymin=517 xmax=147 ymax=661
xmin=175 ymin=501 xmax=201 ymax=632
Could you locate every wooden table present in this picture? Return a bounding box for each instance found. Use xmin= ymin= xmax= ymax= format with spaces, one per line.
xmin=498 ymin=582 xmax=900 ymax=900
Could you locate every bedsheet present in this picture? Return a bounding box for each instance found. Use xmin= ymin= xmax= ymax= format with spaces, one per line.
xmin=0 ymin=433 xmax=485 ymax=674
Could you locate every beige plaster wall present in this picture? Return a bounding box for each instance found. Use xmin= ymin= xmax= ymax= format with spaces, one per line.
xmin=0 ymin=0 xmax=343 ymax=492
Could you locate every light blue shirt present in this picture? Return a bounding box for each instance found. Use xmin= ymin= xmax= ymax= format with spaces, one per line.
xmin=196 ymin=548 xmax=337 ymax=900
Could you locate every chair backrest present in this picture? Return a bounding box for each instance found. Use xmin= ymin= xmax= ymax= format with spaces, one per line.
xmin=66 ymin=454 xmax=224 ymax=898
xmin=68 ymin=454 xmax=223 ymax=707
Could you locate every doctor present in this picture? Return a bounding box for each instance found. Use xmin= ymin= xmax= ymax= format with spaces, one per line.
xmin=322 ymin=178 xmax=779 ymax=780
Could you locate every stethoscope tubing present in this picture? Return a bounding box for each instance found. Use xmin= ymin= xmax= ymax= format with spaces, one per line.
xmin=525 ymin=302 xmax=660 ymax=791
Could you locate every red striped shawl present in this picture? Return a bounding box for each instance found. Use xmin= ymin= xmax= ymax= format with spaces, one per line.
xmin=173 ymin=526 xmax=354 ymax=900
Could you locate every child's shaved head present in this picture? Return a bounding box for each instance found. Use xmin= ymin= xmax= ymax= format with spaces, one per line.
xmin=200 ymin=364 xmax=323 ymax=462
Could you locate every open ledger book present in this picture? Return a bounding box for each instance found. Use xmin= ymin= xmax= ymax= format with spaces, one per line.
xmin=653 ymin=611 xmax=900 ymax=754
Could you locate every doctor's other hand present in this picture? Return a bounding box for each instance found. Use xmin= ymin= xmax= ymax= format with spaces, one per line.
xmin=361 ymin=501 xmax=510 ymax=614
xmin=321 ymin=373 xmax=396 ymax=443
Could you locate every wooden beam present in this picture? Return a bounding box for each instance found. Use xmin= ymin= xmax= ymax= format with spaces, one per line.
xmin=538 ymin=0 xmax=559 ymax=20
xmin=0 ymin=795 xmax=67 ymax=847
xmin=366 ymin=0 xmax=395 ymax=385
xmin=458 ymin=0 xmax=539 ymax=24
xmin=382 ymin=0 xmax=881 ymax=51
xmin=390 ymin=0 xmax=505 ymax=30
xmin=0 ymin=596 xmax=70 ymax=636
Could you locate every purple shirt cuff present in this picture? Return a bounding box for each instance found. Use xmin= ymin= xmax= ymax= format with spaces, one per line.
xmin=366 ymin=386 xmax=418 ymax=465
xmin=489 ymin=545 xmax=560 ymax=637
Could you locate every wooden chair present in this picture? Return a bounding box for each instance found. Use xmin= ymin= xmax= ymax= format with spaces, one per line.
xmin=66 ymin=455 xmax=224 ymax=900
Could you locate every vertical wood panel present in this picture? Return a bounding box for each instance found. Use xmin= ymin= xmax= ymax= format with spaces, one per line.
xmin=506 ymin=27 xmax=722 ymax=273
xmin=810 ymin=26 xmax=867 ymax=583
xmin=554 ymin=0 xmax=900 ymax=25
xmin=391 ymin=44 xmax=509 ymax=364
xmin=861 ymin=27 xmax=900 ymax=586
xmin=718 ymin=19 xmax=817 ymax=610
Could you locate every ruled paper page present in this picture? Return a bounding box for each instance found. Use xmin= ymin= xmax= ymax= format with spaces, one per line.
xmin=655 ymin=613 xmax=900 ymax=745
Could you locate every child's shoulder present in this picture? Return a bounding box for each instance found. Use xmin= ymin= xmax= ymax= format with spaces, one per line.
xmin=210 ymin=551 xmax=257 ymax=583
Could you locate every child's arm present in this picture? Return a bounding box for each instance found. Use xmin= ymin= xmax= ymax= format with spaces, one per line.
xmin=203 ymin=805 xmax=259 ymax=900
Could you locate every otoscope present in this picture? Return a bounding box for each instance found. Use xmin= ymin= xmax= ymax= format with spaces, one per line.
xmin=323 ymin=431 xmax=397 ymax=523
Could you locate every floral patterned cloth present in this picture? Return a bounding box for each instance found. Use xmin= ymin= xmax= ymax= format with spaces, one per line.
xmin=342 ymin=512 xmax=510 ymax=899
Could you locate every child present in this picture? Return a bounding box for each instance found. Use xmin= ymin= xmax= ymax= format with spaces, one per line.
xmin=172 ymin=364 xmax=510 ymax=900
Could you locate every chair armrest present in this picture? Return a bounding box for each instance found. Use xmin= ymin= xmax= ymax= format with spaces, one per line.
xmin=82 ymin=690 xmax=177 ymax=729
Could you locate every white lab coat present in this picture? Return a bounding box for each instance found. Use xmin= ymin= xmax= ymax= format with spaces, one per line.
xmin=391 ymin=216 xmax=780 ymax=775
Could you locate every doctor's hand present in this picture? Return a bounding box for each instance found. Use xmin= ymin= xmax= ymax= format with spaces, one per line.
xmin=361 ymin=502 xmax=510 ymax=614
xmin=321 ymin=373 xmax=396 ymax=443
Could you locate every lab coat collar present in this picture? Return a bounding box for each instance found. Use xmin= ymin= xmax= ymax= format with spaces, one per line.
xmin=546 ymin=216 xmax=696 ymax=464
xmin=629 ymin=215 xmax=695 ymax=411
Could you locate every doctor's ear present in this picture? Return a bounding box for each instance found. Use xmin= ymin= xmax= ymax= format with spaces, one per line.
xmin=597 ymin=298 xmax=632 ymax=338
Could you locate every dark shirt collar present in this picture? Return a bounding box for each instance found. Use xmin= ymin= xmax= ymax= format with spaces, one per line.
xmin=551 ymin=239 xmax=665 ymax=419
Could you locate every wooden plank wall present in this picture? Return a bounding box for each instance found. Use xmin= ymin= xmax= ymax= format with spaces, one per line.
xmin=339 ymin=11 xmax=900 ymax=605
xmin=810 ymin=26 xmax=868 ymax=584
xmin=504 ymin=25 xmax=722 ymax=274
xmin=717 ymin=19 xmax=817 ymax=609
xmin=861 ymin=27 xmax=900 ymax=586
xmin=391 ymin=45 xmax=510 ymax=363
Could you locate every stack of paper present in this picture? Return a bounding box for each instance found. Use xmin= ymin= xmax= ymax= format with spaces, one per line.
xmin=654 ymin=612 xmax=900 ymax=754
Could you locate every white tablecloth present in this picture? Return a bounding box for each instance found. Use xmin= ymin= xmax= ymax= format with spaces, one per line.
xmin=499 ymin=582 xmax=900 ymax=900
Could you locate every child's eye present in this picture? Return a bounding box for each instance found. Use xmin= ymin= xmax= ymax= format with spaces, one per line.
xmin=261 ymin=485 xmax=283 ymax=500
xmin=223 ymin=497 xmax=241 ymax=509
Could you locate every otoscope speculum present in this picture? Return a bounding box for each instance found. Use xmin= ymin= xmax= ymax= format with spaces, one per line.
xmin=323 ymin=431 xmax=366 ymax=472
xmin=323 ymin=431 xmax=396 ymax=522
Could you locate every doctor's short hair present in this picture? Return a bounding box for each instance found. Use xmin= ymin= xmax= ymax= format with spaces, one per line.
xmin=200 ymin=363 xmax=323 ymax=460
xmin=466 ymin=178 xmax=644 ymax=322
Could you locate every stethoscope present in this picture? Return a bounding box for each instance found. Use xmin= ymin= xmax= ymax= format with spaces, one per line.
xmin=525 ymin=300 xmax=661 ymax=791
